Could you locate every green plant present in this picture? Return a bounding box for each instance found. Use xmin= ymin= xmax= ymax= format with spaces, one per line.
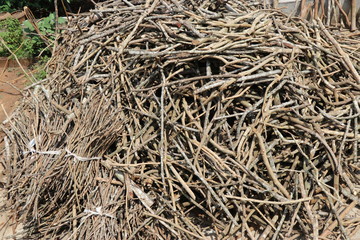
xmin=23 ymin=13 xmax=67 ymax=57
xmin=0 ymin=18 xmax=33 ymax=58
xmin=0 ymin=0 xmax=14 ymax=12
xmin=24 ymin=13 xmax=67 ymax=40
xmin=32 ymin=55 xmax=50 ymax=80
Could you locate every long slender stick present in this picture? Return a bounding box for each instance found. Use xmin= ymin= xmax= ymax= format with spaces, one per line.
xmin=318 ymin=19 xmax=360 ymax=84
xmin=314 ymin=0 xmax=319 ymax=19
xmin=351 ymin=0 xmax=357 ymax=31
xmin=0 ymin=37 xmax=36 ymax=82
xmin=273 ymin=0 xmax=278 ymax=9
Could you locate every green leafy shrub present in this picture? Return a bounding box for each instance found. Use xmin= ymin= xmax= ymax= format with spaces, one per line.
xmin=0 ymin=13 xmax=67 ymax=80
xmin=0 ymin=0 xmax=14 ymax=12
xmin=24 ymin=13 xmax=67 ymax=40
xmin=0 ymin=13 xmax=67 ymax=59
xmin=0 ymin=18 xmax=39 ymax=59
xmin=24 ymin=13 xmax=67 ymax=57
xmin=0 ymin=18 xmax=24 ymax=56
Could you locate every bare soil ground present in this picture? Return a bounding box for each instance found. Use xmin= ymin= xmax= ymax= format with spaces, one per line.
xmin=0 ymin=66 xmax=27 ymax=239
xmin=0 ymin=68 xmax=27 ymax=122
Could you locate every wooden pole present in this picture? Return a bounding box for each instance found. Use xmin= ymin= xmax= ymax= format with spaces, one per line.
xmin=301 ymin=0 xmax=306 ymax=18
xmin=351 ymin=0 xmax=357 ymax=31
xmin=273 ymin=0 xmax=278 ymax=9
xmin=314 ymin=0 xmax=319 ymax=19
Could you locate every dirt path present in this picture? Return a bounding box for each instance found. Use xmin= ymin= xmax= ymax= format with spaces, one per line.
xmin=0 ymin=66 xmax=28 ymax=239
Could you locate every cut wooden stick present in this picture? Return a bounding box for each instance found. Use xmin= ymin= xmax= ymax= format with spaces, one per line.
xmin=351 ymin=0 xmax=357 ymax=31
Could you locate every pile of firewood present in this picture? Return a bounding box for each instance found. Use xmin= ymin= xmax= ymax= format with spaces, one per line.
xmin=1 ymin=0 xmax=360 ymax=239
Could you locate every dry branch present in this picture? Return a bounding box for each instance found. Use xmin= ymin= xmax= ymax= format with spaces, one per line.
xmin=1 ymin=0 xmax=360 ymax=239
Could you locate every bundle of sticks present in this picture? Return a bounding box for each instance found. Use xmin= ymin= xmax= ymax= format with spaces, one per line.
xmin=1 ymin=0 xmax=360 ymax=239
xmin=271 ymin=0 xmax=358 ymax=31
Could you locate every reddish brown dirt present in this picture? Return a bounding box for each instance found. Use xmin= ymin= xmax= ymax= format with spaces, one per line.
xmin=0 ymin=66 xmax=27 ymax=239
xmin=0 ymin=69 xmax=27 ymax=122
